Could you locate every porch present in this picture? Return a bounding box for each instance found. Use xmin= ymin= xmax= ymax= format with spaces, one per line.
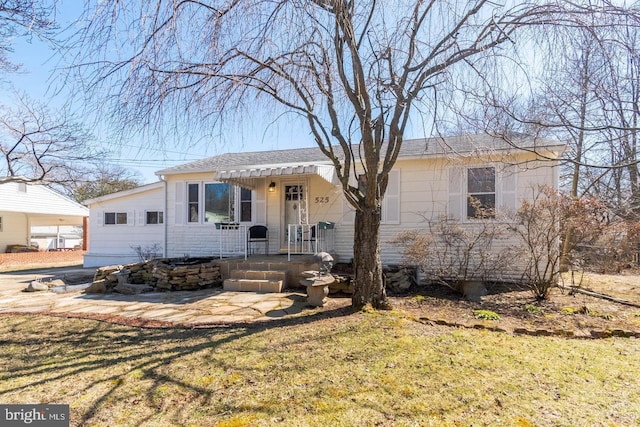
xmin=215 ymin=222 xmax=336 ymax=260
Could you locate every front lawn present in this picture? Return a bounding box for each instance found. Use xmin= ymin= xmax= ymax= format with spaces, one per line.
xmin=1 ymin=311 xmax=638 ymax=426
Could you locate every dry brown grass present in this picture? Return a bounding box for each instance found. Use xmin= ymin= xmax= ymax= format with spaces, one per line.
xmin=1 ymin=310 xmax=639 ymax=426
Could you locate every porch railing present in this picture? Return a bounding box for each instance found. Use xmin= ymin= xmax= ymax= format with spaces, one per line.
xmin=287 ymin=222 xmax=335 ymax=260
xmin=216 ymin=223 xmax=248 ymax=259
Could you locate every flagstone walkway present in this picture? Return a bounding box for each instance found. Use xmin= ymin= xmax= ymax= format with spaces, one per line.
xmin=0 ymin=267 xmax=341 ymax=326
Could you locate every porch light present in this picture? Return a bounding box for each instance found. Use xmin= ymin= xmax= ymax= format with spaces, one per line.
xmin=268 ymin=181 xmax=276 ymax=192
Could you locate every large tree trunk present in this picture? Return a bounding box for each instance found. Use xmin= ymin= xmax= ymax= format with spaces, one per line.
xmin=352 ymin=204 xmax=389 ymax=310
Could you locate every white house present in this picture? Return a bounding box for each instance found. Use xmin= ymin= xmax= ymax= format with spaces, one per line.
xmin=31 ymin=226 xmax=84 ymax=251
xmin=0 ymin=181 xmax=89 ymax=252
xmin=83 ymin=134 xmax=564 ymax=271
xmin=83 ymin=182 xmax=166 ymax=266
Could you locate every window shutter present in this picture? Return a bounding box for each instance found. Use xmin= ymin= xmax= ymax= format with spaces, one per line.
xmin=138 ymin=210 xmax=145 ymax=226
xmin=342 ymin=196 xmax=355 ymax=225
xmin=174 ymin=182 xmax=184 ymax=225
xmin=255 ymin=183 xmax=266 ymax=224
xmin=382 ymin=170 xmax=400 ymax=224
xmin=127 ymin=211 xmax=135 ymax=226
xmin=499 ymin=165 xmax=517 ymax=213
xmin=448 ymin=167 xmax=464 ymax=220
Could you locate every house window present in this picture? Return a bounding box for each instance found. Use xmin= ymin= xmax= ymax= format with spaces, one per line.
xmin=187 ymin=183 xmax=199 ymax=223
xmin=204 ymin=183 xmax=232 ymax=223
xmin=146 ymin=211 xmax=164 ymax=225
xmin=239 ymin=187 xmax=252 ymax=222
xmin=104 ymin=212 xmax=128 ymax=225
xmin=467 ymin=167 xmax=495 ymax=218
xmin=185 ymin=182 xmax=253 ymax=224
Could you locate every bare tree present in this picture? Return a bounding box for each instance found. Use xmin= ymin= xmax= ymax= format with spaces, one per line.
xmin=70 ymin=163 xmax=142 ymax=203
xmin=0 ymin=0 xmax=57 ymax=74
xmin=71 ymin=0 xmax=638 ymax=309
xmin=0 ymin=93 xmax=101 ymax=187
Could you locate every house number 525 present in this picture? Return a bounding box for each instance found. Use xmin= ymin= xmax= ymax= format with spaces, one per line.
xmin=314 ymin=197 xmax=329 ymax=204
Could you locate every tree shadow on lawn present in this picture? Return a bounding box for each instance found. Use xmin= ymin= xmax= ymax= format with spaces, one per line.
xmin=0 ymin=304 xmax=355 ymax=426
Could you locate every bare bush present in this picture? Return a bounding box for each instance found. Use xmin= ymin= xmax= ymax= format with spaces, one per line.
xmin=391 ymin=206 xmax=518 ymax=294
xmin=508 ymin=186 xmax=566 ymax=299
xmin=130 ymin=244 xmax=163 ymax=263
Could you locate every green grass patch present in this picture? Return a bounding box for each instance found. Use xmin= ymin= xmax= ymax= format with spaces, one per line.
xmin=524 ymin=304 xmax=543 ymax=316
xmin=0 ymin=312 xmax=639 ymax=426
xmin=472 ymin=309 xmax=501 ymax=320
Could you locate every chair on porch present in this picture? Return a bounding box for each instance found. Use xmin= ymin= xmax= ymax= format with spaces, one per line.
xmin=247 ymin=225 xmax=269 ymax=255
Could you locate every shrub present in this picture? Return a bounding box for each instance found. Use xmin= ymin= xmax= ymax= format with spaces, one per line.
xmin=473 ymin=309 xmax=500 ymax=320
xmin=130 ymin=243 xmax=163 ymax=262
xmin=508 ymin=186 xmax=564 ymax=300
xmin=390 ymin=210 xmax=518 ymax=294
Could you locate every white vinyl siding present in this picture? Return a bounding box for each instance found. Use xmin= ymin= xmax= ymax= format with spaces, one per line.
xmin=342 ymin=170 xmax=400 ymax=225
xmin=84 ymin=183 xmax=165 ymax=267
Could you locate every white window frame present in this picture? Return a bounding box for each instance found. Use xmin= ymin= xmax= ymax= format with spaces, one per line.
xmin=238 ymin=186 xmax=254 ymax=223
xmin=145 ymin=211 xmax=164 ymax=225
xmin=104 ymin=212 xmax=128 ymax=225
xmin=187 ymin=182 xmax=200 ymax=223
xmin=448 ymin=164 xmax=517 ymax=222
xmin=466 ymin=166 xmax=496 ymax=219
xmin=185 ymin=181 xmax=253 ymax=225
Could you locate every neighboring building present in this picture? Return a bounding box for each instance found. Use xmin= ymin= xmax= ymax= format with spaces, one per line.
xmin=82 ymin=134 xmax=564 ymax=272
xmin=0 ymin=181 xmax=89 ymax=253
xmin=31 ymin=226 xmax=84 ymax=251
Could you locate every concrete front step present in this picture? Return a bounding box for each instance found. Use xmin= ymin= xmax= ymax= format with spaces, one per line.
xmin=223 ymin=278 xmax=284 ymax=293
xmin=229 ymin=269 xmax=286 ymax=281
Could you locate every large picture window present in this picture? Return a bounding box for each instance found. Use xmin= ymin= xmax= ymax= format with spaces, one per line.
xmin=205 ymin=183 xmax=232 ymax=223
xmin=467 ymin=167 xmax=495 ymax=218
xmin=185 ymin=182 xmax=253 ymax=224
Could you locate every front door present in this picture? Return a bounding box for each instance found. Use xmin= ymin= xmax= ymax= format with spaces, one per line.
xmin=282 ymin=183 xmax=306 ymax=246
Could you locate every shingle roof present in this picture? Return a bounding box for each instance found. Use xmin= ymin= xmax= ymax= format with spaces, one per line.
xmin=156 ymin=133 xmax=563 ymax=176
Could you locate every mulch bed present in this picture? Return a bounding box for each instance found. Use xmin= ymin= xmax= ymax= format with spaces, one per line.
xmin=390 ymin=282 xmax=640 ymax=338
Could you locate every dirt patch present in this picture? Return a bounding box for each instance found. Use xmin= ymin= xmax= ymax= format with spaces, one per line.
xmin=0 ymin=251 xmax=85 ymax=271
xmin=391 ymin=278 xmax=640 ymax=338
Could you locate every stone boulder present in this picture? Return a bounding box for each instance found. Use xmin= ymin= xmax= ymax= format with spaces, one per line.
xmin=24 ymin=281 xmax=49 ymax=292
xmin=85 ymin=279 xmax=108 ymax=294
xmin=114 ymin=283 xmax=154 ymax=295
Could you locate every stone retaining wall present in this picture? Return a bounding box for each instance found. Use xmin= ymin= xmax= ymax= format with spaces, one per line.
xmin=94 ymin=258 xmax=222 ymax=292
